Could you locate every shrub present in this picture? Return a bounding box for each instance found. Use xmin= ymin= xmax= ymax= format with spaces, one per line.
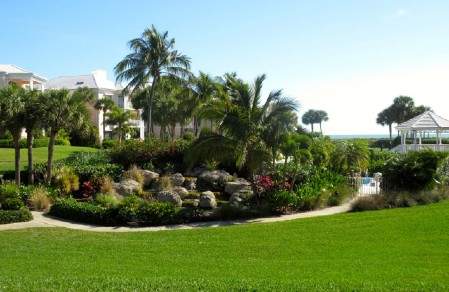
xmin=95 ymin=193 xmax=120 ymax=209
xmin=109 ymin=139 xmax=190 ymax=172
xmin=80 ymin=181 xmax=95 ymax=198
xmin=0 ymin=208 xmax=33 ymax=224
xmin=0 ymin=138 xmax=70 ymax=148
xmin=136 ymin=201 xmax=177 ymax=226
xmin=123 ymin=165 xmax=144 ymax=185
xmin=35 ymin=151 xmax=123 ymax=183
xmin=266 ymin=190 xmax=298 ymax=213
xmin=351 ymin=195 xmax=386 ymax=212
xmin=28 ymin=187 xmax=51 ymax=211
xmin=102 ymin=139 xmax=118 ymax=149
xmin=0 ymin=183 xmax=20 ymax=203
xmin=157 ymin=176 xmax=173 ymax=191
xmin=116 ymin=195 xmax=143 ymax=223
xmin=52 ymin=167 xmax=79 ymax=196
xmin=381 ymin=150 xmax=447 ymax=192
xmin=93 ymin=176 xmax=115 ymax=195
xmin=49 ymin=198 xmax=117 ymax=226
xmin=1 ymin=197 xmax=24 ymax=210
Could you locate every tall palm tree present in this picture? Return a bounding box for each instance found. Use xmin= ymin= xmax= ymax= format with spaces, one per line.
xmin=186 ymin=74 xmax=297 ymax=175
xmin=105 ymin=106 xmax=136 ymax=144
xmin=191 ymin=72 xmax=219 ymax=134
xmin=315 ymin=110 xmax=329 ymax=134
xmin=302 ymin=109 xmax=317 ymax=132
xmin=115 ymin=25 xmax=191 ymax=139
xmin=0 ymin=84 xmax=25 ymax=185
xmin=94 ymin=97 xmax=115 ymax=140
xmin=42 ymin=88 xmax=94 ymax=183
xmin=23 ymin=89 xmax=45 ymax=184
xmin=376 ymin=106 xmax=395 ymax=142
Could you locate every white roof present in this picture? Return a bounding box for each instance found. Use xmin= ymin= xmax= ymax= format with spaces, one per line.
xmin=0 ymin=64 xmax=30 ymax=74
xmin=396 ymin=111 xmax=449 ymax=131
xmin=0 ymin=64 xmax=47 ymax=81
xmin=46 ymin=70 xmax=120 ymax=91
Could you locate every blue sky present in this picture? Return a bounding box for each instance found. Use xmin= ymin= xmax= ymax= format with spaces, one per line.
xmin=2 ymin=0 xmax=449 ymax=134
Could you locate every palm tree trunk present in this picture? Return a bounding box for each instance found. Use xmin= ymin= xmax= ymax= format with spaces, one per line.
xmin=388 ymin=124 xmax=393 ymax=144
xmin=102 ymin=112 xmax=106 ymax=141
xmin=13 ymin=132 xmax=21 ymax=186
xmin=26 ymin=129 xmax=34 ymax=185
xmin=319 ymin=122 xmax=322 ymax=134
xmin=46 ymin=130 xmax=57 ymax=184
xmin=311 ymin=123 xmax=314 ymax=133
xmin=147 ymin=77 xmax=158 ymax=140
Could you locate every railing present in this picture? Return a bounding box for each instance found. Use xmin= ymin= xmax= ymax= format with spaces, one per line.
xmin=347 ymin=176 xmax=383 ymax=196
xmin=391 ymin=144 xmax=449 ymax=153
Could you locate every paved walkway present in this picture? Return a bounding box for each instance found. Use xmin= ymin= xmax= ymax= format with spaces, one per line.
xmin=0 ymin=201 xmax=352 ymax=233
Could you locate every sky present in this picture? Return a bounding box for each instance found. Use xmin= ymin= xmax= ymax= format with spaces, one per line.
xmin=2 ymin=0 xmax=449 ymax=135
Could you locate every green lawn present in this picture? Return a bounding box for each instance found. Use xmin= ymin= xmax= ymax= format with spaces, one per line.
xmin=0 ymin=146 xmax=98 ymax=173
xmin=1 ymin=202 xmax=449 ymax=291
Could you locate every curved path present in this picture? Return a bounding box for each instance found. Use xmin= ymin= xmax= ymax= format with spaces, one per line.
xmin=0 ymin=201 xmax=352 ymax=233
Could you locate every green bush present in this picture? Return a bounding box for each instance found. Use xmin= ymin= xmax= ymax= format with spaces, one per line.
xmin=368 ymin=149 xmax=398 ymax=175
xmin=381 ymin=150 xmax=447 ymax=192
xmin=95 ymin=193 xmax=120 ymax=209
xmin=109 ymin=139 xmax=190 ymax=172
xmin=116 ymin=195 xmax=144 ymax=223
xmin=0 ymin=183 xmax=20 ymax=203
xmin=1 ymin=198 xmax=24 ymax=210
xmin=49 ymin=198 xmax=117 ymax=226
xmin=35 ymin=151 xmax=123 ymax=183
xmin=266 ymin=190 xmax=298 ymax=213
xmin=135 ymin=201 xmax=177 ymax=226
xmin=0 ymin=208 xmax=32 ymax=224
xmin=102 ymin=139 xmax=118 ymax=149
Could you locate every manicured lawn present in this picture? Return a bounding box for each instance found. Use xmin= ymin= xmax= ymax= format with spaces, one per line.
xmin=0 ymin=202 xmax=448 ymax=290
xmin=0 ymin=146 xmax=98 ymax=173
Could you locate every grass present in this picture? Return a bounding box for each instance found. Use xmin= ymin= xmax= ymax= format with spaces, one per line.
xmin=0 ymin=146 xmax=98 ymax=173
xmin=0 ymin=201 xmax=449 ymax=291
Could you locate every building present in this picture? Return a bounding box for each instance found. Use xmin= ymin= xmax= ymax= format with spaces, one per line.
xmin=46 ymin=70 xmax=145 ymax=142
xmin=0 ymin=64 xmax=46 ymax=91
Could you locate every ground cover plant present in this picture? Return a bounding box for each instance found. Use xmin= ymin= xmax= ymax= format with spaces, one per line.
xmin=1 ymin=202 xmax=449 ymax=290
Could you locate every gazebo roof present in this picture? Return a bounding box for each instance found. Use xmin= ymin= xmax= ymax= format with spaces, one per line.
xmin=396 ymin=111 xmax=449 ymax=131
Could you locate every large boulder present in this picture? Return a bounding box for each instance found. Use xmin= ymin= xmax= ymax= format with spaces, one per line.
xmin=173 ymin=186 xmax=189 ymax=198
xmin=230 ymin=189 xmax=254 ymax=207
xmin=170 ymin=173 xmax=185 ymax=186
xmin=199 ymin=191 xmax=217 ymax=209
xmin=156 ymin=190 xmax=182 ymax=207
xmin=197 ymin=170 xmax=233 ymax=191
xmin=224 ymin=178 xmax=252 ymax=195
xmin=113 ymin=179 xmax=142 ymax=196
xmin=141 ymin=170 xmax=159 ymax=187
xmin=183 ymin=177 xmax=197 ymax=190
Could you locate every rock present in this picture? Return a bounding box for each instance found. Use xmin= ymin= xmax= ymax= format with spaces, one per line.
xmin=156 ymin=190 xmax=182 ymax=207
xmin=170 ymin=173 xmax=185 ymax=186
xmin=224 ymin=178 xmax=251 ymax=195
xmin=183 ymin=177 xmax=197 ymax=190
xmin=141 ymin=170 xmax=159 ymax=186
xmin=113 ymin=179 xmax=142 ymax=196
xmin=173 ymin=186 xmax=189 ymax=197
xmin=183 ymin=199 xmax=200 ymax=208
xmin=197 ymin=170 xmax=233 ymax=191
xmin=230 ymin=189 xmax=254 ymax=206
xmin=199 ymin=191 xmax=217 ymax=209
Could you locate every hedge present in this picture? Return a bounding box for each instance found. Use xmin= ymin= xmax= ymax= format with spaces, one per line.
xmin=48 ymin=197 xmax=178 ymax=226
xmin=0 ymin=208 xmax=33 ymax=224
xmin=0 ymin=138 xmax=70 ymax=148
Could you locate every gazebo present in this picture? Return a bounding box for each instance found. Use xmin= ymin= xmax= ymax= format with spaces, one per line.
xmin=394 ymin=111 xmax=449 ymax=153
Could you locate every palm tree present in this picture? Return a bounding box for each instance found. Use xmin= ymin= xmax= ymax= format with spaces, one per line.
xmin=302 ymin=109 xmax=317 ymax=132
xmin=105 ymin=106 xmax=136 ymax=144
xmin=115 ymin=25 xmax=191 ymax=139
xmin=42 ymin=88 xmax=94 ymax=183
xmin=376 ymin=106 xmax=395 ymax=142
xmin=94 ymin=97 xmax=115 ymax=140
xmin=23 ymin=89 xmax=45 ymax=184
xmin=191 ymin=72 xmax=219 ymax=134
xmin=186 ymin=74 xmax=297 ymax=175
xmin=315 ymin=110 xmax=329 ymax=134
xmin=0 ymin=84 xmax=25 ymax=185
